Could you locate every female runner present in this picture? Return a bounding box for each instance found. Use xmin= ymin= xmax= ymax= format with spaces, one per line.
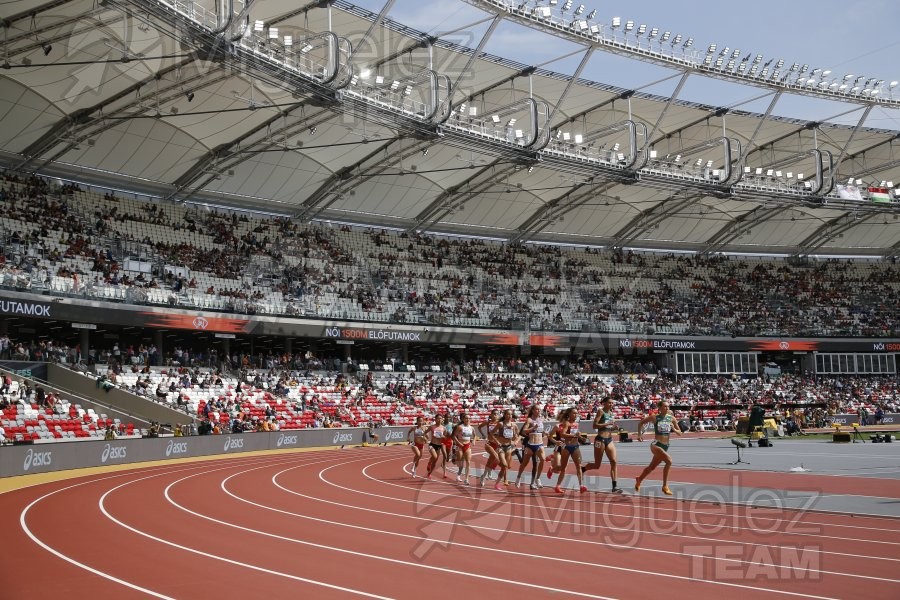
xmin=425 ymin=414 xmax=449 ymax=479
xmin=492 ymin=409 xmax=518 ymax=490
xmin=635 ymin=400 xmax=683 ymax=495
xmin=407 ymin=416 xmax=428 ymax=478
xmin=477 ymin=409 xmax=502 ymax=487
xmin=548 ymin=407 xmax=587 ymax=494
xmin=453 ymin=412 xmax=476 ymax=485
xmin=514 ymin=404 xmax=547 ymax=490
xmin=582 ymin=397 xmax=623 ymax=493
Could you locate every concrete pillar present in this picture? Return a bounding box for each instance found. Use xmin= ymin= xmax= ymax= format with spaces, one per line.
xmin=154 ymin=330 xmax=163 ymax=366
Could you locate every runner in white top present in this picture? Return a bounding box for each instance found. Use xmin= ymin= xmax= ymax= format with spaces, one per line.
xmin=407 ymin=416 xmax=427 ymax=478
xmin=492 ymin=409 xmax=518 ymax=490
xmin=514 ymin=404 xmax=547 ymax=490
xmin=452 ymin=413 xmax=476 ymax=485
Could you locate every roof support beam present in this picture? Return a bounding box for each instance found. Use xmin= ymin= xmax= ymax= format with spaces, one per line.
xmin=611 ymin=192 xmax=699 ymax=248
xmin=830 ymin=104 xmax=873 ymax=178
xmin=269 ymin=0 xmax=332 ymax=25
xmin=300 ymin=138 xmax=431 ymax=221
xmin=649 ymin=104 xmax=727 ymax=148
xmin=408 ymin=160 xmax=510 ymax=232
xmin=645 ymin=71 xmax=690 ymax=143
xmin=511 ymin=180 xmax=618 ymax=244
xmin=795 ymin=212 xmax=877 ymax=256
xmin=167 ymin=103 xmax=323 ymax=201
xmin=3 ymin=0 xmax=77 ymax=27
xmin=355 ymin=0 xmax=397 ymax=58
xmin=701 ymin=205 xmax=791 ymax=255
xmin=740 ymin=91 xmax=781 ymax=157
xmin=17 ymin=58 xmax=197 ymax=170
xmin=446 ymin=15 xmax=501 ymax=103
xmin=545 ymin=48 xmax=593 ymax=125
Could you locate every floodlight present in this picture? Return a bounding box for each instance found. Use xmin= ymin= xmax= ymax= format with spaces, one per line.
xmin=375 ymin=75 xmax=384 ymax=84
xmin=612 ymin=17 xmax=621 ymax=28
xmin=469 ymin=106 xmax=477 ymax=116
xmin=268 ymin=28 xmax=279 ymax=39
xmin=562 ymin=132 xmax=571 ymax=141
xmin=300 ymin=43 xmax=313 ymax=53
xmin=695 ymin=158 xmax=703 ymax=167
xmin=890 ymin=81 xmax=899 ymax=88
xmin=612 ymin=143 xmax=620 ymax=151
xmin=775 ymin=171 xmax=782 ymax=178
xmin=624 ymin=20 xmax=634 ymax=32
xmin=637 ymin=24 xmax=647 ymax=35
xmin=390 ymin=80 xmax=400 ymax=90
xmin=649 ymin=27 xmax=659 ymax=38
xmin=754 ymin=54 xmax=763 ymax=64
xmin=775 ymin=59 xmax=784 ymax=68
xmin=797 ymin=173 xmax=804 ymax=180
xmin=515 ymin=130 xmax=525 ymax=139
xmin=672 ymin=34 xmax=682 ymax=45
xmin=786 ymin=172 xmax=793 ymax=179
xmin=743 ymin=166 xmax=751 ymax=173
xmin=563 ymin=0 xmax=573 ymax=11
xmin=715 ymin=57 xmax=724 ymax=68
xmin=703 ymin=56 xmax=712 ymax=66
xmin=706 ymin=160 xmax=713 ymax=168
xmin=574 ymin=134 xmax=583 ymax=144
xmin=707 ymin=44 xmax=716 ymax=54
xmin=856 ymin=179 xmax=863 ymax=185
xmin=586 ymin=10 xmax=596 ymax=20
xmin=507 ymin=118 xmax=516 ymax=126
xmin=683 ymin=38 xmax=693 ymax=48
xmin=649 ymin=150 xmax=658 ymax=158
xmin=590 ymin=25 xmax=600 ymax=34
xmin=574 ymin=4 xmax=585 ymax=16
xmin=756 ymin=168 xmax=763 ymax=175
xmin=661 ymin=31 xmax=670 ymax=42
xmin=491 ymin=114 xmax=501 ymax=123
xmin=254 ymin=20 xmax=265 ymax=32
xmin=404 ymin=86 xmax=412 ymax=96
xmin=283 ymin=35 xmax=292 ymax=47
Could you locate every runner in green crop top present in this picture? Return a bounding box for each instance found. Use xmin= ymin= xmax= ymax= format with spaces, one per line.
xmin=634 ymin=401 xmax=682 ymax=496
xmin=581 ymin=397 xmax=622 ymax=494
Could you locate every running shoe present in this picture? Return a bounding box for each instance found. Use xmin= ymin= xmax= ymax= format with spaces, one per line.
xmin=530 ymin=482 xmax=538 ymax=490
xmin=547 ymin=466 xmax=553 ymax=479
xmin=494 ymin=483 xmax=504 ymax=491
xmin=456 ymin=474 xmax=462 ymax=482
xmin=536 ymin=479 xmax=544 ymax=489
xmin=579 ymin=486 xmax=588 ymax=493
xmin=611 ymin=487 xmax=624 ymax=494
xmin=661 ymin=486 xmax=673 ymax=496
xmin=554 ymin=485 xmax=563 ymax=494
xmin=514 ymin=478 xmax=521 ymax=488
xmin=412 ymin=472 xmax=418 ymax=478
xmin=634 ymin=477 xmax=642 ymax=492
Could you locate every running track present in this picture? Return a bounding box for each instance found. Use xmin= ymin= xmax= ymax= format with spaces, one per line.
xmin=2 ymin=446 xmax=899 ymax=599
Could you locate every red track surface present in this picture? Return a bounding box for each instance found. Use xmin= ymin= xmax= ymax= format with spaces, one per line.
xmin=2 ymin=446 xmax=899 ymax=599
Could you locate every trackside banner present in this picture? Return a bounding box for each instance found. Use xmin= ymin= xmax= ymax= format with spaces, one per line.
xmin=0 ymin=421 xmax=656 ymax=477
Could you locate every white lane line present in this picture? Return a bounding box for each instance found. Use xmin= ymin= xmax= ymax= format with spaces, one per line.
xmin=258 ymin=457 xmax=841 ymax=598
xmin=98 ymin=453 xmax=397 ymax=600
xmin=18 ymin=463 xmax=217 ymax=599
xmin=164 ymin=463 xmax=617 ymax=599
xmin=386 ymin=459 xmax=900 ymax=548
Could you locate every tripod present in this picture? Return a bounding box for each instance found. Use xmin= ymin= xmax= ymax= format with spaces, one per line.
xmin=730 ymin=439 xmax=750 ymax=465
xmin=852 ymin=426 xmax=866 ymax=443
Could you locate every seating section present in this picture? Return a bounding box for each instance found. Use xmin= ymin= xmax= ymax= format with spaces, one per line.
xmin=0 ymin=379 xmax=137 ymax=443
xmin=0 ymin=173 xmax=896 ymax=337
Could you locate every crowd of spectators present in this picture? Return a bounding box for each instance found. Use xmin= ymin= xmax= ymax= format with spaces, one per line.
xmin=1 ymin=172 xmax=897 ymax=337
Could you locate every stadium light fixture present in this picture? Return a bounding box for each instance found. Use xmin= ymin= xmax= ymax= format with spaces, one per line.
xmin=283 ymin=36 xmax=292 ymax=47
xmin=574 ymin=4 xmax=585 ymax=16
xmin=375 ymin=75 xmax=384 ymax=85
xmin=683 ymin=37 xmax=693 ymax=49
xmin=661 ymin=31 xmax=670 ymax=42
xmin=672 ymin=34 xmax=682 ymax=46
xmin=42 ymin=43 xmax=52 ymax=56
xmin=624 ymin=20 xmax=634 ymax=32
xmin=254 ymin=20 xmax=264 ymax=32
xmin=562 ymin=1 xmax=573 ymax=11
xmin=185 ymin=90 xmax=194 ymax=102
xmin=637 ymin=24 xmax=647 ymax=36
xmin=586 ymin=10 xmax=596 ymax=20
xmin=268 ymin=28 xmax=279 ymax=39
xmin=707 ymin=44 xmax=716 ymax=54
xmin=611 ymin=17 xmax=621 ymax=28
xmin=574 ymin=134 xmax=583 ymax=144
xmin=491 ymin=114 xmax=501 ymax=123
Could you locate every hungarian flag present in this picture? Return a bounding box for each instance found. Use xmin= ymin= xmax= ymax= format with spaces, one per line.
xmin=867 ymin=186 xmax=891 ymax=203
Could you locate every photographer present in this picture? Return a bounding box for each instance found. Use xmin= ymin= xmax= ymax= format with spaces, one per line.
xmin=147 ymin=421 xmax=161 ymax=438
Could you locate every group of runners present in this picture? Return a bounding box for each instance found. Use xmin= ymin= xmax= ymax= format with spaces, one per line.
xmin=406 ymin=399 xmax=682 ymax=495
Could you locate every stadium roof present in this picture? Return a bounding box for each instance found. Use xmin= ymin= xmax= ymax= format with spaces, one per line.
xmin=1 ymin=0 xmax=899 ymax=256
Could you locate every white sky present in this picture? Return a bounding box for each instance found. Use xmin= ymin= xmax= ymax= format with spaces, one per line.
xmin=349 ymin=0 xmax=900 ymax=129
